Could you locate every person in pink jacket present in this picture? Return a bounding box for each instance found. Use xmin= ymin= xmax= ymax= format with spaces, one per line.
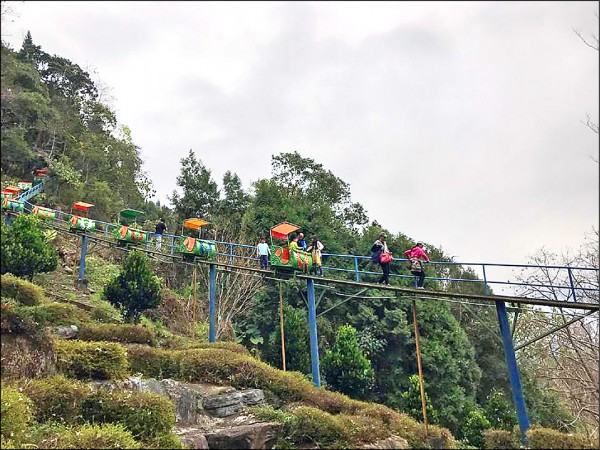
xmin=404 ymin=241 xmax=430 ymax=289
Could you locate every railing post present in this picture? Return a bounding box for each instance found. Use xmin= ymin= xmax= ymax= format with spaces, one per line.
xmin=495 ymin=299 xmax=530 ymax=445
xmin=307 ymin=278 xmax=321 ymax=387
xmin=567 ymin=267 xmax=578 ymax=302
xmin=170 ymin=236 xmax=175 ymax=255
xmin=209 ymin=263 xmax=217 ymax=342
xmin=78 ymin=235 xmax=88 ymax=280
xmin=4 ymin=213 xmax=12 ymax=226
xmin=482 ymin=264 xmax=489 ymax=295
xmin=229 ymin=243 xmax=234 ymax=265
xmin=354 ymin=257 xmax=360 ymax=281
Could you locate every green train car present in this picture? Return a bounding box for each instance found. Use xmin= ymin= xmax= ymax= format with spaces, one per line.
xmin=69 ymin=202 xmax=96 ymax=232
xmin=113 ymin=209 xmax=148 ymax=245
xmin=180 ymin=218 xmax=216 ymax=260
xmin=269 ymin=222 xmax=313 ymax=273
xmin=2 ymin=198 xmax=24 ymax=213
xmin=32 ymin=205 xmax=56 ymax=220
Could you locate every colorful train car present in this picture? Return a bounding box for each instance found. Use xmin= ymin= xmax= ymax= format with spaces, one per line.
xmin=17 ymin=181 xmax=32 ymax=192
xmin=2 ymin=198 xmax=24 ymax=213
xmin=33 ymin=169 xmax=49 ymax=185
xmin=69 ymin=202 xmax=96 ymax=232
xmin=270 ymin=222 xmax=313 ymax=273
xmin=32 ymin=205 xmax=56 ymax=220
xmin=113 ymin=209 xmax=148 ymax=245
xmin=179 ymin=218 xmax=216 ymax=260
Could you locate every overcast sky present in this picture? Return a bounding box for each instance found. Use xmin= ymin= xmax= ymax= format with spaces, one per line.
xmin=3 ymin=1 xmax=599 ymax=267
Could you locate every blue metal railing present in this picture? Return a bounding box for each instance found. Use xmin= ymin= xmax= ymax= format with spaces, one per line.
xmin=9 ymin=197 xmax=599 ymax=303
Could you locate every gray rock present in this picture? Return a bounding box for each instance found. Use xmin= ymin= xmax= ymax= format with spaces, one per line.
xmin=203 ymin=391 xmax=245 ymax=417
xmin=176 ymin=429 xmax=209 ymax=449
xmin=361 ymin=435 xmax=409 ymax=449
xmin=239 ymin=389 xmax=266 ymax=406
xmin=55 ymin=325 xmax=79 ymax=339
xmin=205 ymin=422 xmax=282 ymax=449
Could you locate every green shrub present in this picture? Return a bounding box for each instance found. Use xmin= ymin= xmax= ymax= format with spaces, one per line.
xmin=78 ymin=323 xmax=156 ymax=345
xmin=21 ymin=375 xmax=93 ymax=424
xmin=125 ymin=344 xmax=180 ymax=379
xmin=400 ymin=374 xmax=438 ymax=424
xmin=55 ymin=340 xmax=129 ymax=380
xmin=22 ymin=302 xmax=91 ymax=326
xmin=85 ymin=256 xmax=121 ymax=291
xmin=483 ymin=429 xmax=519 ymax=449
xmin=463 ymin=407 xmax=492 ymax=448
xmin=526 ymin=426 xmax=596 ymax=449
xmin=0 ymin=215 xmax=58 ymax=279
xmin=0 ymin=436 xmax=16 ymax=448
xmin=187 ymin=341 xmax=251 ymax=356
xmin=484 ymin=390 xmax=517 ymax=430
xmin=140 ymin=432 xmax=183 ymax=449
xmin=322 ymin=325 xmax=374 ymax=398
xmin=0 ymin=302 xmax=41 ymax=338
xmin=289 ymin=406 xmax=350 ymax=447
xmin=21 ymin=376 xmax=175 ymax=441
xmin=104 ymin=251 xmax=162 ymax=321
xmin=32 ymin=423 xmax=141 ymax=449
xmin=0 ymin=386 xmax=34 ymax=444
xmin=0 ymin=273 xmax=44 ymax=305
xmin=89 ymin=298 xmax=123 ymax=324
xmin=81 ymin=389 xmax=175 ymax=440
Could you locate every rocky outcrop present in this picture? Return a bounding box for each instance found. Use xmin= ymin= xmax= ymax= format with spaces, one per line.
xmin=0 ymin=333 xmax=56 ymax=379
xmin=205 ymin=422 xmax=282 ymax=449
xmin=361 ymin=435 xmax=409 ymax=449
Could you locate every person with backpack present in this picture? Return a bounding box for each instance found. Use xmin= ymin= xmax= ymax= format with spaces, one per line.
xmin=155 ymin=218 xmax=167 ymax=250
xmin=306 ymin=235 xmax=324 ymax=276
xmin=404 ymin=241 xmax=430 ymax=289
xmin=371 ymin=232 xmax=392 ymax=285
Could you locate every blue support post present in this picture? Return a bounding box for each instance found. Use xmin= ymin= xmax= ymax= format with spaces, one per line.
xmin=4 ymin=213 xmax=12 ymax=226
xmin=567 ymin=267 xmax=578 ymax=302
xmin=209 ymin=263 xmax=217 ymax=342
xmin=354 ymin=257 xmax=360 ymax=281
xmin=170 ymin=236 xmax=175 ymax=255
xmin=495 ymin=300 xmax=530 ymax=444
xmin=78 ymin=235 xmax=88 ymax=280
xmin=307 ymin=278 xmax=321 ymax=387
xmin=229 ymin=244 xmax=234 ymax=265
xmin=482 ymin=264 xmax=489 ymax=294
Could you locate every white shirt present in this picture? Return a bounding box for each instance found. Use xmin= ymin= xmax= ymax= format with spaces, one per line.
xmin=257 ymin=242 xmax=270 ymax=256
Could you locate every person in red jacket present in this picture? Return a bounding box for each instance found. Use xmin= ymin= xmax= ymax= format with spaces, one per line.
xmin=404 ymin=241 xmax=430 ymax=289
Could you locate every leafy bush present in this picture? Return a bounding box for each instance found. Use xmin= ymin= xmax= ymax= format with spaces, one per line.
xmin=104 ymin=251 xmax=161 ymax=321
xmin=322 ymin=325 xmax=374 ymax=398
xmin=265 ymin=303 xmax=311 ymax=373
xmin=462 ymin=407 xmax=492 ymax=448
xmin=526 ymin=426 xmax=596 ymax=449
xmin=81 ymin=389 xmax=175 ymax=440
xmin=22 ymin=302 xmax=91 ymax=326
xmin=483 ymin=429 xmax=519 ymax=449
xmin=186 ymin=341 xmax=251 ymax=355
xmin=400 ymin=374 xmax=438 ymax=424
xmin=78 ymin=323 xmax=156 ymax=345
xmin=0 ymin=385 xmax=34 ymax=444
xmin=484 ymin=390 xmax=517 ymax=430
xmin=0 ymin=273 xmax=44 ymax=305
xmin=0 ymin=302 xmax=41 ymax=338
xmin=85 ymin=256 xmax=121 ymax=291
xmin=288 ymin=406 xmax=349 ymax=447
xmin=31 ymin=423 xmax=141 ymax=449
xmin=21 ymin=376 xmax=176 ymax=442
xmin=0 ymin=215 xmax=58 ymax=279
xmin=89 ymin=296 xmax=124 ymax=324
xmin=55 ymin=340 xmax=129 ymax=380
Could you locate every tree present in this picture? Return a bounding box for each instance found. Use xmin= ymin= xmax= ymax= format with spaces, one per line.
xmin=104 ymin=251 xmax=162 ymax=321
xmin=213 ymin=171 xmax=249 ymax=240
xmin=0 ymin=215 xmax=58 ymax=280
xmin=322 ymin=324 xmax=375 ymax=398
xmin=170 ymin=149 xmax=220 ymax=223
xmin=265 ymin=303 xmax=312 ymax=373
xmin=400 ymin=374 xmax=439 ymax=424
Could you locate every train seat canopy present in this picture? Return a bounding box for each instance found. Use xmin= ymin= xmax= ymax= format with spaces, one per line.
xmin=4 ymin=186 xmax=21 ymax=195
xmin=73 ymin=201 xmax=94 ymax=212
xmin=184 ymin=218 xmax=210 ymax=231
xmin=119 ymin=209 xmax=144 ymax=220
xmin=270 ymin=221 xmax=300 ymax=240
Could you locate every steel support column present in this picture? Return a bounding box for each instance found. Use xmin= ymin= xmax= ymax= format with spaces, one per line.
xmin=78 ymin=234 xmax=88 ymax=280
xmin=209 ymin=263 xmax=217 ymax=342
xmin=307 ymin=278 xmax=321 ymax=387
xmin=496 ymin=299 xmax=530 ymax=444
